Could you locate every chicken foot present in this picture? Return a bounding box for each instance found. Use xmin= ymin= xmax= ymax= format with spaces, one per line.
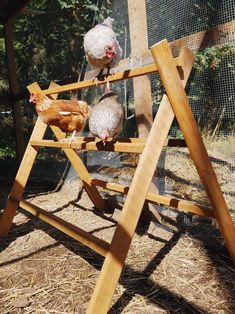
xmin=60 ymin=130 xmax=78 ymax=144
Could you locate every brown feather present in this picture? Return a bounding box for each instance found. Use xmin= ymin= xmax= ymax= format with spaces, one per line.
xmin=32 ymin=93 xmax=91 ymax=133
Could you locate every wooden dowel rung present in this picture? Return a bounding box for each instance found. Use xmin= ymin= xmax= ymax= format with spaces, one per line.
xmin=147 ymin=192 xmax=215 ymax=218
xmin=77 ymin=141 xmax=144 ymax=153
xmin=90 ymin=179 xmax=128 ymax=194
xmin=12 ymin=197 xmax=109 ymax=257
xmin=42 ymin=58 xmax=180 ymax=95
xmin=90 ymin=178 xmax=215 ymax=218
xmin=30 ymin=138 xmax=145 ymax=153
xmin=30 ymin=138 xmax=186 ymax=151
xmin=30 ymin=139 xmax=70 ymax=148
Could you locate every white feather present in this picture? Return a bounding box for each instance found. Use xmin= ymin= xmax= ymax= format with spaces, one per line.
xmin=59 ymin=111 xmax=71 ymax=115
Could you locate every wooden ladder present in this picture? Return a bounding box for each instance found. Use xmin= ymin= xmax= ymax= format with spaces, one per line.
xmin=0 ymin=39 xmax=234 ymax=313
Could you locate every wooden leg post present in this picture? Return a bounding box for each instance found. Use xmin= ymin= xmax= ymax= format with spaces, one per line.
xmin=86 ymin=47 xmax=195 ymax=313
xmin=151 ymin=39 xmax=235 ymax=263
xmin=0 ymin=117 xmax=47 ymax=237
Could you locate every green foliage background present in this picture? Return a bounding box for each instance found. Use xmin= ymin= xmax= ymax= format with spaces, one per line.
xmin=0 ymin=0 xmax=112 ymax=160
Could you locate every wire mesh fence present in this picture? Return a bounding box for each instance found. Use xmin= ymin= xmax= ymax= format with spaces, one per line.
xmin=84 ymin=0 xmax=235 ymax=235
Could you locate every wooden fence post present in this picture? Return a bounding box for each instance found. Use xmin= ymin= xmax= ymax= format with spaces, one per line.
xmin=128 ymin=0 xmax=153 ymax=137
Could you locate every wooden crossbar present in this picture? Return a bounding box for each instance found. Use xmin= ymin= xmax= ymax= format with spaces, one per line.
xmin=0 ymin=39 xmax=234 ymax=314
xmin=42 ymin=58 xmax=182 ymax=95
xmin=10 ymin=197 xmax=109 ymax=257
xmin=30 ymin=138 xmax=186 ymax=153
xmin=30 ymin=138 xmax=146 ymax=153
xmin=89 ymin=178 xmax=215 ymax=218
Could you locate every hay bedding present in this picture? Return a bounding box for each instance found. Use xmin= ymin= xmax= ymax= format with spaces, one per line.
xmin=0 ymin=148 xmax=235 ymax=314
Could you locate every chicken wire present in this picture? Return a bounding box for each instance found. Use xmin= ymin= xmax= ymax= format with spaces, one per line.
xmin=80 ymin=0 xmax=235 ymax=248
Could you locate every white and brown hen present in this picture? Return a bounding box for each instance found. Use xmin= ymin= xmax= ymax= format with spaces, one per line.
xmin=29 ymin=93 xmax=91 ymax=142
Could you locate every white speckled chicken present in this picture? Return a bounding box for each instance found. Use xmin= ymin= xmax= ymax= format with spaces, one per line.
xmin=83 ymin=17 xmax=122 ymax=80
xmin=89 ymin=86 xmax=124 ymax=145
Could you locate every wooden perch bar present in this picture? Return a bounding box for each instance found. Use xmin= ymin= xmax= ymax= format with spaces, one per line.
xmin=30 ymin=138 xmax=186 ymax=153
xmin=30 ymin=138 xmax=145 ymax=153
xmin=90 ymin=178 xmax=215 ymax=218
xmin=12 ymin=197 xmax=109 ymax=257
xmin=42 ymin=59 xmax=180 ymax=95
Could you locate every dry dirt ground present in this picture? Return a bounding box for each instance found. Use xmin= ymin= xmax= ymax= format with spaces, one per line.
xmin=0 ymin=145 xmax=235 ymax=314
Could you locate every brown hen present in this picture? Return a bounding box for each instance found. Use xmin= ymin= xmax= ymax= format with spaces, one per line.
xmin=29 ymin=93 xmax=91 ymax=141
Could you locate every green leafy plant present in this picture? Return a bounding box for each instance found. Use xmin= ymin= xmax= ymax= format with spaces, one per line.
xmin=194 ymin=43 xmax=235 ymax=71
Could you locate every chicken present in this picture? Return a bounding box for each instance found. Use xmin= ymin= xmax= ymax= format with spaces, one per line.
xmin=83 ymin=17 xmax=122 ymax=80
xmin=29 ymin=93 xmax=91 ymax=142
xmin=89 ymin=86 xmax=124 ymax=145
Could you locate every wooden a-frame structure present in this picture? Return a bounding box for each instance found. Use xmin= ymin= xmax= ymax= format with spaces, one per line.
xmin=0 ymin=40 xmax=235 ymax=313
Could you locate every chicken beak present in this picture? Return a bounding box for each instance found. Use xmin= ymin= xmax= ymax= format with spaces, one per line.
xmin=107 ymin=51 xmax=115 ymax=58
xmin=29 ymin=94 xmax=36 ymax=103
xmin=101 ymin=134 xmax=109 ymax=145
